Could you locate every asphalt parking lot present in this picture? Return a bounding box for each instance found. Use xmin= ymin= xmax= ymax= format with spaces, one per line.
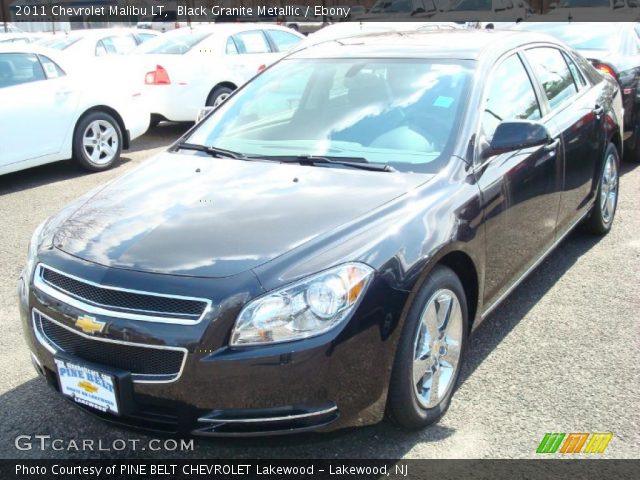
xmin=0 ymin=124 xmax=638 ymax=459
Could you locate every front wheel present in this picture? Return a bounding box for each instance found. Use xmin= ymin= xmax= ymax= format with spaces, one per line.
xmin=73 ymin=111 xmax=122 ymax=172
xmin=584 ymin=143 xmax=620 ymax=235
xmin=387 ymin=266 xmax=468 ymax=429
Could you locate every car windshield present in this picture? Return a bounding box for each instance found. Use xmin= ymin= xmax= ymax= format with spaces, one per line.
xmin=187 ymin=58 xmax=472 ymax=173
xmin=517 ymin=23 xmax=620 ymax=51
xmin=37 ymin=36 xmax=82 ymax=50
xmin=134 ymin=30 xmax=212 ymax=54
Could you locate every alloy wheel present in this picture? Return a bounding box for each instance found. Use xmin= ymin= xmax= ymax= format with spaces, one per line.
xmin=600 ymin=152 xmax=618 ymax=224
xmin=213 ymin=93 xmax=230 ymax=107
xmin=412 ymin=289 xmax=463 ymax=409
xmin=82 ymin=120 xmax=119 ymax=166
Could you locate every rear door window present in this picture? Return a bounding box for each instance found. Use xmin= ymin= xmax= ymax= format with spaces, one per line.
xmin=562 ymin=51 xmax=588 ymax=90
xmin=234 ymin=31 xmax=272 ymax=54
xmin=38 ymin=55 xmax=65 ymax=79
xmin=267 ymin=30 xmax=302 ymax=52
xmin=0 ymin=53 xmax=46 ymax=88
xmin=110 ymin=34 xmax=138 ymax=54
xmin=525 ymin=47 xmax=578 ymax=112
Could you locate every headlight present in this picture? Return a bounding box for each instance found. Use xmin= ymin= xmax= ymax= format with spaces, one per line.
xmin=231 ymin=263 xmax=374 ymax=346
xmin=24 ymin=220 xmax=46 ymax=281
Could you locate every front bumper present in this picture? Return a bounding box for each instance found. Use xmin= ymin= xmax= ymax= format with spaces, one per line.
xmin=19 ymin=249 xmax=407 ymax=436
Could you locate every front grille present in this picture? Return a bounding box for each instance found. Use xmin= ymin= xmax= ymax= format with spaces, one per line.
xmin=37 ymin=265 xmax=209 ymax=322
xmin=33 ymin=310 xmax=185 ymax=381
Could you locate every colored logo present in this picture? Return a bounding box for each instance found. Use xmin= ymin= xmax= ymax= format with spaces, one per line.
xmin=537 ymin=432 xmax=613 ymax=454
xmin=77 ymin=380 xmax=98 ymax=394
xmin=75 ymin=315 xmax=105 ymax=335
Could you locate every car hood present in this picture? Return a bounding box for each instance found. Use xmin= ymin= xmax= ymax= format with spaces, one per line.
xmin=55 ymin=152 xmax=430 ymax=278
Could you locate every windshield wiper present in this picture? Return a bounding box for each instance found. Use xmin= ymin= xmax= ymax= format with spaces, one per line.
xmin=261 ymin=155 xmax=395 ymax=172
xmin=173 ymin=142 xmax=246 ymax=160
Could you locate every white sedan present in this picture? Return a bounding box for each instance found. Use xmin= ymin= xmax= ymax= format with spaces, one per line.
xmin=0 ymin=45 xmax=149 ymax=176
xmin=301 ymin=21 xmax=461 ymax=48
xmin=130 ymin=23 xmax=304 ymax=124
xmin=37 ymin=28 xmax=160 ymax=59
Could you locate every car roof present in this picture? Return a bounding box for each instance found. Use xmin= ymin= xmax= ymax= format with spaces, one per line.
xmin=41 ymin=28 xmax=159 ymax=39
xmin=291 ymin=29 xmax=562 ymax=61
xmin=513 ymin=21 xmax=632 ymax=34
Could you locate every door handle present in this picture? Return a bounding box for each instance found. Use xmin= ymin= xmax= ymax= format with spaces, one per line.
xmin=56 ymin=89 xmax=72 ymax=96
xmin=543 ymin=138 xmax=560 ymax=153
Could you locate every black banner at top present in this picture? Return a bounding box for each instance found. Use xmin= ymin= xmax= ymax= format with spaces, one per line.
xmin=1 ymin=0 xmax=640 ymax=25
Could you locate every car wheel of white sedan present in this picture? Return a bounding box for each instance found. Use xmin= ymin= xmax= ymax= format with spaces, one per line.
xmin=206 ymin=86 xmax=234 ymax=108
xmin=73 ymin=112 xmax=122 ymax=172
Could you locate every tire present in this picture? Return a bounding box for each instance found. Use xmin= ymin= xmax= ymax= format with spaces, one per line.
xmin=584 ymin=143 xmax=620 ymax=235
xmin=73 ymin=111 xmax=122 ymax=172
xmin=387 ymin=265 xmax=469 ymax=430
xmin=206 ymin=86 xmax=234 ymax=108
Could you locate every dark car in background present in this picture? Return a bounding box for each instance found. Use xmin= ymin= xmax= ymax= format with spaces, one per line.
xmin=515 ymin=22 xmax=640 ymax=162
xmin=20 ymin=30 xmax=623 ymax=436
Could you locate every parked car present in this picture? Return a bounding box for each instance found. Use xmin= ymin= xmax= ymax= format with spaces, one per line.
xmin=36 ymin=28 xmax=159 ymax=59
xmin=131 ymin=24 xmax=304 ymax=125
xmin=543 ymin=0 xmax=640 ymax=21
xmin=140 ymin=10 xmax=189 ymax=32
xmin=0 ymin=32 xmax=44 ymax=44
xmin=300 ymin=21 xmax=460 ymax=48
xmin=432 ymin=0 xmax=533 ymax=24
xmin=20 ymin=30 xmax=622 ymax=435
xmin=0 ymin=45 xmax=149 ymax=175
xmin=282 ymin=5 xmax=327 ymax=34
xmin=348 ymin=5 xmax=369 ymax=18
xmin=514 ymin=22 xmax=640 ymax=162
xmin=354 ymin=0 xmax=439 ymax=19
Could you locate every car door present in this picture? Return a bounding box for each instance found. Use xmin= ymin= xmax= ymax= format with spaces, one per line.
xmin=475 ymin=52 xmax=563 ymax=307
xmin=227 ymin=30 xmax=275 ymax=82
xmin=0 ymin=53 xmax=78 ymax=167
xmin=523 ymin=46 xmax=604 ymax=234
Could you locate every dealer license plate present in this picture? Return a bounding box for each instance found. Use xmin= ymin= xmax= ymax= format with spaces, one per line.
xmin=54 ymin=358 xmax=119 ymax=415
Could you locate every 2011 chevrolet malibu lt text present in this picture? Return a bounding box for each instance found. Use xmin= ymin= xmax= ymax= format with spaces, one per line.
xmin=19 ymin=30 xmax=623 ymax=436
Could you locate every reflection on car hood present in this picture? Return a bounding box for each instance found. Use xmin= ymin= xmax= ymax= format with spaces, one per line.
xmin=55 ymin=152 xmax=429 ymax=278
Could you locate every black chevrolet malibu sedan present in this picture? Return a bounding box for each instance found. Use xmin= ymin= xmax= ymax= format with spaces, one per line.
xmin=20 ymin=30 xmax=623 ymax=436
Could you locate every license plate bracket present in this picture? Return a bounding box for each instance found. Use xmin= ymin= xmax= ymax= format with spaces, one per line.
xmin=54 ymin=353 xmax=134 ymax=416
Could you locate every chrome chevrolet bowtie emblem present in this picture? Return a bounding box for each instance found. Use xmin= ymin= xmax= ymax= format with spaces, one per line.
xmin=75 ymin=315 xmax=105 ymax=335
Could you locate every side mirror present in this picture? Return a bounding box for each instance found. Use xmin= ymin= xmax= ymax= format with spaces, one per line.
xmin=482 ymin=120 xmax=551 ymax=158
xmin=195 ymin=106 xmax=214 ymax=123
